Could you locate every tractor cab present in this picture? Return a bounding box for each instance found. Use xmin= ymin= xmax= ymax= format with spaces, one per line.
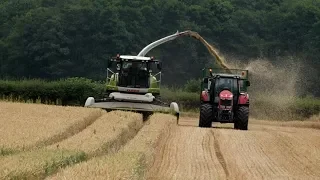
xmin=106 ymin=55 xmax=162 ymax=95
xmin=201 ymin=69 xmax=250 ymax=102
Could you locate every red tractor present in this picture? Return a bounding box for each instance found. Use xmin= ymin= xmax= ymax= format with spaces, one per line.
xmin=199 ymin=68 xmax=251 ymax=130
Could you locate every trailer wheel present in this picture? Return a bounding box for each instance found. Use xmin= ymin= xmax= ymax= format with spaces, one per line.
xmin=236 ymin=106 xmax=249 ymax=130
xmin=199 ymin=103 xmax=213 ymax=128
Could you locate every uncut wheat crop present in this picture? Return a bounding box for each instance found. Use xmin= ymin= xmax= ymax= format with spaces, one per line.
xmin=47 ymin=151 xmax=145 ymax=180
xmin=47 ymin=113 xmax=176 ymax=180
xmin=0 ymin=149 xmax=86 ymax=179
xmin=47 ymin=110 xmax=143 ymax=156
xmin=0 ymin=101 xmax=102 ymax=151
xmin=121 ymin=113 xmax=176 ymax=166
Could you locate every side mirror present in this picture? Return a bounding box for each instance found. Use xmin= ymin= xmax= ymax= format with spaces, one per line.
xmin=116 ymin=63 xmax=120 ymax=71
xmin=157 ymin=62 xmax=162 ymax=71
xmin=203 ymin=77 xmax=208 ymax=83
xmin=107 ymin=59 xmax=113 ymax=68
xmin=246 ymin=80 xmax=251 ymax=87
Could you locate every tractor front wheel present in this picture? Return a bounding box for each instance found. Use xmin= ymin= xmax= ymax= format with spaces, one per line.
xmin=199 ymin=103 xmax=213 ymax=128
xmin=235 ymin=106 xmax=249 ymax=130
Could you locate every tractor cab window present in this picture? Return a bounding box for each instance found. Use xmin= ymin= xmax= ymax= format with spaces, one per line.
xmin=215 ymin=78 xmax=238 ymax=94
xmin=239 ymin=80 xmax=244 ymax=92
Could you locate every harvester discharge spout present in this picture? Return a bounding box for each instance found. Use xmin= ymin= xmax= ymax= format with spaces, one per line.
xmin=137 ymin=30 xmax=231 ymax=74
xmin=137 ymin=30 xmax=191 ymax=57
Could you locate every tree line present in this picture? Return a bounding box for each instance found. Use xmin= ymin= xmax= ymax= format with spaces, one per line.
xmin=0 ymin=0 xmax=319 ymax=96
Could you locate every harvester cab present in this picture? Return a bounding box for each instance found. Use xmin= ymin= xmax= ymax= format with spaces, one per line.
xmin=199 ymin=68 xmax=250 ymax=130
xmin=106 ymin=55 xmax=162 ymax=95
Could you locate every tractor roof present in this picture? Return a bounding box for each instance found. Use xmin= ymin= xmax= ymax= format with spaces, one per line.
xmin=212 ymin=73 xmax=241 ymax=78
xmin=203 ymin=68 xmax=249 ymax=80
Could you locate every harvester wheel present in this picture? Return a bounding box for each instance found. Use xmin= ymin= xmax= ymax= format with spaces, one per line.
xmin=236 ymin=106 xmax=249 ymax=130
xmin=199 ymin=103 xmax=213 ymax=128
xmin=142 ymin=112 xmax=153 ymax=121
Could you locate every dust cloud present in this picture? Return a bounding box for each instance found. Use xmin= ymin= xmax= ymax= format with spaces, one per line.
xmin=227 ymin=56 xmax=304 ymax=120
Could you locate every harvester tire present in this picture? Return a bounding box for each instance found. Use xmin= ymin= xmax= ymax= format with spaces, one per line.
xmin=236 ymin=106 xmax=249 ymax=130
xmin=142 ymin=112 xmax=153 ymax=121
xmin=199 ymin=103 xmax=213 ymax=128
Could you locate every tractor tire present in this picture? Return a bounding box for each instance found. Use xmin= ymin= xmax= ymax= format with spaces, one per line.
xmin=199 ymin=103 xmax=213 ymax=128
xmin=234 ymin=120 xmax=239 ymax=129
xmin=236 ymin=106 xmax=249 ymax=130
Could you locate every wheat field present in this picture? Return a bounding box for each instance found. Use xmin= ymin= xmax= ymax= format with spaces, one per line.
xmin=47 ymin=151 xmax=146 ymax=180
xmin=46 ymin=110 xmax=143 ymax=156
xmin=0 ymin=149 xmax=86 ymax=179
xmin=0 ymin=101 xmax=102 ymax=151
xmin=46 ymin=113 xmax=177 ymax=180
xmin=0 ymin=101 xmax=151 ymax=180
xmin=1 ymin=101 xmax=319 ymax=180
xmin=121 ymin=113 xmax=176 ymax=167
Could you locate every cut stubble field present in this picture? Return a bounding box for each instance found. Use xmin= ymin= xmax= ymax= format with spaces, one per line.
xmin=1 ymin=101 xmax=320 ymax=180
xmin=147 ymin=115 xmax=320 ymax=180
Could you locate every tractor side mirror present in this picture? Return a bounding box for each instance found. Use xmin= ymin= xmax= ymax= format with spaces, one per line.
xmin=157 ymin=62 xmax=162 ymax=71
xmin=246 ymin=80 xmax=251 ymax=87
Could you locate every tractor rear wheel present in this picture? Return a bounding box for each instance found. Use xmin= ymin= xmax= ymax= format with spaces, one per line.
xmin=235 ymin=106 xmax=249 ymax=130
xmin=199 ymin=103 xmax=213 ymax=128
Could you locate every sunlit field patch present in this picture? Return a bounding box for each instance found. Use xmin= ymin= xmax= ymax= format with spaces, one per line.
xmin=0 ymin=101 xmax=102 ymax=151
xmin=46 ymin=113 xmax=176 ymax=179
xmin=47 ymin=111 xmax=143 ymax=157
xmin=0 ymin=149 xmax=86 ymax=179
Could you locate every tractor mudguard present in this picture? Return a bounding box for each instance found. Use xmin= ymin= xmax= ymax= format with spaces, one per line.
xmin=238 ymin=93 xmax=249 ymax=105
xmin=201 ymin=91 xmax=210 ymax=102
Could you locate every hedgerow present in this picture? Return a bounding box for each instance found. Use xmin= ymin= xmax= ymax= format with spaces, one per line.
xmin=0 ymin=78 xmax=319 ymax=119
xmin=0 ymin=77 xmax=105 ymax=105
